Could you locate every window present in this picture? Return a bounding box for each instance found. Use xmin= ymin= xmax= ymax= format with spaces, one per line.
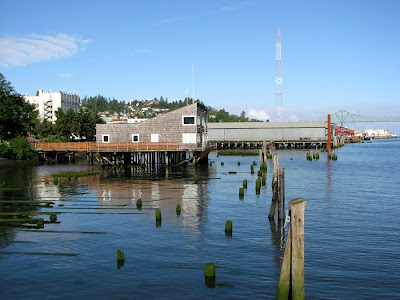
xmin=132 ymin=134 xmax=139 ymax=143
xmin=182 ymin=116 xmax=196 ymax=125
xmin=182 ymin=133 xmax=197 ymax=143
xmin=151 ymin=134 xmax=159 ymax=143
xmin=102 ymin=134 xmax=110 ymax=143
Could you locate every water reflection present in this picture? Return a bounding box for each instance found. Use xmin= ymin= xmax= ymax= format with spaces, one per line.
xmin=269 ymin=218 xmax=285 ymax=268
xmin=92 ymin=165 xmax=210 ymax=230
xmin=326 ymin=159 xmax=332 ymax=201
xmin=0 ymin=167 xmax=39 ymax=249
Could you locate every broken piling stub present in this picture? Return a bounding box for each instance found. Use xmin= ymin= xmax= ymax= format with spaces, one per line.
xmin=155 ymin=209 xmax=162 ymax=220
xmin=117 ymin=249 xmax=125 ymax=261
xmin=204 ymin=262 xmax=216 ymax=288
xmin=50 ymin=214 xmax=57 ymax=223
xmin=176 ymin=204 xmax=181 ymax=215
xmin=136 ymin=198 xmax=142 ymax=209
xmin=37 ymin=218 xmax=44 ymax=228
xmin=256 ymin=178 xmax=261 ymax=195
xmin=239 ymin=188 xmax=244 ymax=199
xmin=225 ymin=220 xmax=232 ymax=236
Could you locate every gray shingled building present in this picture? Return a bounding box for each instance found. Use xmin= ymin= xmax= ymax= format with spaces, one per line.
xmin=96 ymin=102 xmax=207 ymax=149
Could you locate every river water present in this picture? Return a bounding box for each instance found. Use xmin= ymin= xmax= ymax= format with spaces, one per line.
xmin=0 ymin=139 xmax=399 ymax=299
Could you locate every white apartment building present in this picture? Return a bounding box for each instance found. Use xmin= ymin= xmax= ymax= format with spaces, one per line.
xmin=24 ymin=89 xmax=80 ymax=123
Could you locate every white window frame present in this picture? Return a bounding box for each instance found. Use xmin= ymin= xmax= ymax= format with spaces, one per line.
xmin=131 ymin=134 xmax=140 ymax=143
xmin=102 ymin=134 xmax=110 ymax=143
xmin=182 ymin=133 xmax=197 ymax=144
xmin=151 ymin=134 xmax=159 ymax=143
xmin=182 ymin=115 xmax=196 ymax=126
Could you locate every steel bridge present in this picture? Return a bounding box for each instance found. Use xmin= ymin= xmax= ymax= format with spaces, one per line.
xmin=330 ymin=110 xmax=400 ymax=127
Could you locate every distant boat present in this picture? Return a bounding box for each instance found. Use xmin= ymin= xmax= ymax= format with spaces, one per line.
xmin=390 ymin=133 xmax=398 ymax=138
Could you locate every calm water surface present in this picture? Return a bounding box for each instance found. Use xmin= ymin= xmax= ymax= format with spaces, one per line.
xmin=0 ymin=139 xmax=399 ymax=299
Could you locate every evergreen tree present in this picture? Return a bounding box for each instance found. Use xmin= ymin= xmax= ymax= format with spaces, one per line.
xmin=0 ymin=73 xmax=38 ymax=140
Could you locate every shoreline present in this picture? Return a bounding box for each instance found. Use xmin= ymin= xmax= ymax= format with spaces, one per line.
xmin=0 ymin=158 xmax=39 ymax=169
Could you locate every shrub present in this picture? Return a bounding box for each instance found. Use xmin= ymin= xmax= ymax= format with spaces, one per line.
xmin=9 ymin=137 xmax=36 ymax=160
xmin=0 ymin=142 xmax=11 ymax=158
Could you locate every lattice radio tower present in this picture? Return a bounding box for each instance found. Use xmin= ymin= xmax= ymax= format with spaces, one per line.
xmin=275 ymin=27 xmax=283 ymax=122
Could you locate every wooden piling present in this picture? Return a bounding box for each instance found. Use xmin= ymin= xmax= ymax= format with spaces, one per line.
xmin=268 ymin=155 xmax=279 ymax=219
xmin=278 ymin=168 xmax=285 ymax=222
xmin=276 ymin=227 xmax=292 ymax=300
xmin=274 ymin=154 xmax=278 ymax=177
xmin=327 ymin=114 xmax=332 ymax=158
xmin=263 ymin=140 xmax=268 ymax=164
xmin=276 ymin=198 xmax=306 ymax=300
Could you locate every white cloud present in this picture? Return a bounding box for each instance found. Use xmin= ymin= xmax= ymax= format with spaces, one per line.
xmin=0 ymin=33 xmax=90 ymax=67
xmin=247 ymin=108 xmax=270 ymax=121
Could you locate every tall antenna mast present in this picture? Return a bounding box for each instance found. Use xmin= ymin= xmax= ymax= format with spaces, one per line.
xmin=192 ymin=64 xmax=195 ymax=103
xmin=275 ymin=27 xmax=283 ymax=122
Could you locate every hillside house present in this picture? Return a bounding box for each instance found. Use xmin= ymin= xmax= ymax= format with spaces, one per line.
xmin=96 ymin=102 xmax=207 ymax=149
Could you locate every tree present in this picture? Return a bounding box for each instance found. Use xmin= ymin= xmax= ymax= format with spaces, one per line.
xmin=77 ymin=108 xmax=104 ymax=140
xmin=240 ymin=111 xmax=246 ymax=119
xmin=0 ymin=73 xmax=38 ymax=140
xmin=55 ymin=108 xmax=78 ymax=140
xmin=34 ymin=119 xmax=55 ymax=139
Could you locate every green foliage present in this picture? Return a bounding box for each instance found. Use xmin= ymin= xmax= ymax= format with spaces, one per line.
xmin=0 ymin=142 xmax=11 ymax=157
xmin=53 ymin=171 xmax=99 ymax=178
xmin=55 ymin=108 xmax=78 ymax=139
xmin=41 ymin=135 xmax=67 ymax=142
xmin=8 ymin=137 xmax=36 ymax=160
xmin=54 ymin=107 xmax=104 ymax=140
xmin=34 ymin=119 xmax=55 ymax=139
xmin=0 ymin=73 xmax=38 ymax=139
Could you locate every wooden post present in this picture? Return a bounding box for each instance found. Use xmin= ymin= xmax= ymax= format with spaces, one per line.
xmin=268 ymin=155 xmax=279 ymax=219
xmin=278 ymin=168 xmax=285 ymax=222
xmin=263 ymin=140 xmax=267 ymax=163
xmin=165 ymin=152 xmax=169 ymax=166
xmin=259 ymin=149 xmax=263 ymax=166
xmin=274 ymin=154 xmax=278 ymax=177
xmin=290 ymin=198 xmax=306 ymax=300
xmin=327 ymin=114 xmax=331 ymax=158
xmin=276 ymin=226 xmax=291 ymax=300
xmin=276 ymin=198 xmax=306 ymax=300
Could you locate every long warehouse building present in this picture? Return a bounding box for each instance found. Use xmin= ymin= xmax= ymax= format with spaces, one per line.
xmin=207 ymin=121 xmax=331 ymax=149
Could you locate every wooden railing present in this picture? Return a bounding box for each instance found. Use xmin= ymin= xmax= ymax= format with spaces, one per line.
xmin=33 ymin=142 xmax=180 ymax=152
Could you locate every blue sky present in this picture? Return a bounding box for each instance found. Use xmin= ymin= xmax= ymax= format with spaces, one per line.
xmin=1 ymin=0 xmax=399 ymax=130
